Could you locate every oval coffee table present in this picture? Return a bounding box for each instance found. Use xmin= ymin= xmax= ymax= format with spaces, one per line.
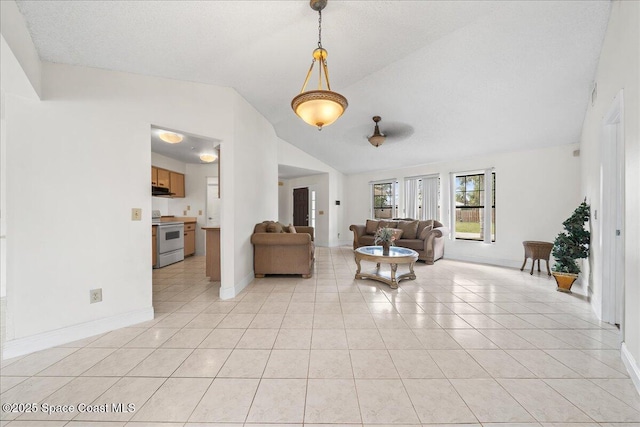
xmin=354 ymin=246 xmax=419 ymax=289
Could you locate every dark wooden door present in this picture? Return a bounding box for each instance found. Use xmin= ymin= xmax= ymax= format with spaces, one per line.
xmin=293 ymin=187 xmax=309 ymax=226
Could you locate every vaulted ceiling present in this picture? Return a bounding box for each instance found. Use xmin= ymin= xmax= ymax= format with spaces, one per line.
xmin=15 ymin=0 xmax=610 ymax=174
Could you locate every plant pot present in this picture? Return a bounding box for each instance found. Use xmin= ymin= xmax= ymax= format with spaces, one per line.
xmin=552 ymin=272 xmax=578 ymax=293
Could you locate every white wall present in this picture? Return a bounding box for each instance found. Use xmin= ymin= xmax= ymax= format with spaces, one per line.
xmin=3 ymin=62 xmax=241 ymax=353
xmin=578 ymin=0 xmax=640 ymax=385
xmin=277 ymin=138 xmax=346 ymax=246
xmin=345 ymin=143 xmax=582 ymax=277
xmin=217 ymin=94 xmax=278 ymax=299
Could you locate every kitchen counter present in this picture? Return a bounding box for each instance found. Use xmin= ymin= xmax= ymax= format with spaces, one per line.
xmin=158 ymin=216 xmax=197 ymax=224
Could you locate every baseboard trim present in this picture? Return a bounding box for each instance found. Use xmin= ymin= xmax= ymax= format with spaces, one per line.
xmin=220 ymin=272 xmax=253 ymax=300
xmin=621 ymin=342 xmax=640 ymax=394
xmin=1 ymin=307 xmax=154 ymax=360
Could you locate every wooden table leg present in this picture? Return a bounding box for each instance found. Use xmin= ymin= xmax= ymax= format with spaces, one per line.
xmin=530 ymin=259 xmax=535 ymax=275
xmin=520 ymin=257 xmax=527 ymax=272
xmin=390 ymin=263 xmax=398 ymax=289
xmin=546 ymin=259 xmax=551 ymax=276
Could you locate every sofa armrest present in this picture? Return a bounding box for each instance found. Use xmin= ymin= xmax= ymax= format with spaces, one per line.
xmin=294 ymin=226 xmax=314 ymax=241
xmin=251 ymin=233 xmax=312 ymax=246
xmin=422 ymin=226 xmax=449 ymax=262
xmin=349 ymin=225 xmax=366 ymax=249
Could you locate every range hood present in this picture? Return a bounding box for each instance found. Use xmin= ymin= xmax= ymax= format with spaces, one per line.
xmin=152 ymin=186 xmax=174 ymax=197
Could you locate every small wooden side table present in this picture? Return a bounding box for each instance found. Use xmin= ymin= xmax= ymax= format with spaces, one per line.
xmin=521 ymin=241 xmax=553 ymax=276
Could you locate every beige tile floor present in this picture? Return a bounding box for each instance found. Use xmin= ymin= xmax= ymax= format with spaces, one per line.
xmin=1 ymin=247 xmax=639 ymax=427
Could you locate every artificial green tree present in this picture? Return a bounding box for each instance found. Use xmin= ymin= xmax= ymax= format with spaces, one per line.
xmin=552 ymin=201 xmax=591 ymax=274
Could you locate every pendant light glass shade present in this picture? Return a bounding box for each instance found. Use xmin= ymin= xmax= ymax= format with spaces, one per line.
xmin=292 ymin=90 xmax=348 ymax=129
xmin=291 ymin=2 xmax=347 ymax=130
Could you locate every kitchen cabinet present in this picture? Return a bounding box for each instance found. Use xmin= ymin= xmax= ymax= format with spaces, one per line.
xmin=184 ymin=222 xmax=196 ymax=257
xmin=151 ymin=166 xmax=185 ymax=198
xmin=152 ymin=226 xmax=157 ymax=266
xmin=157 ymin=168 xmax=170 ymax=188
xmin=170 ymin=172 xmax=185 ymax=198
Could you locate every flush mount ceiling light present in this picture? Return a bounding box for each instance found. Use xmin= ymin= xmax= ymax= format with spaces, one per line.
xmin=291 ymin=0 xmax=348 ymax=131
xmin=199 ymin=153 xmax=217 ymax=163
xmin=159 ymin=131 xmax=183 ymax=144
xmin=368 ymin=116 xmax=386 ymax=147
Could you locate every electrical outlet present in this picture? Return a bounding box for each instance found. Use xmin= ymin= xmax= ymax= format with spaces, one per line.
xmin=131 ymin=208 xmax=142 ymax=221
xmin=90 ymin=288 xmax=102 ymax=304
xmin=198 ymin=210 xmax=203 ymax=215
xmin=187 ymin=205 xmax=191 ymax=210
xmin=183 ymin=210 xmax=187 ymax=215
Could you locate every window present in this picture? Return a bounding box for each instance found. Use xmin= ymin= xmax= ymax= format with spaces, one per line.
xmin=310 ymin=190 xmax=316 ymax=228
xmin=371 ymin=181 xmax=398 ymax=219
xmin=453 ymin=170 xmax=495 ymax=242
xmin=404 ymin=175 xmax=440 ymax=220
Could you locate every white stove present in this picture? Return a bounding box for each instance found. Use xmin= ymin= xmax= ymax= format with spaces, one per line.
xmin=152 ymin=210 xmax=184 ymax=268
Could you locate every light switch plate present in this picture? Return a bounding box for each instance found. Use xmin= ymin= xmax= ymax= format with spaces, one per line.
xmin=198 ymin=210 xmax=203 ymax=215
xmin=131 ymin=208 xmax=142 ymax=221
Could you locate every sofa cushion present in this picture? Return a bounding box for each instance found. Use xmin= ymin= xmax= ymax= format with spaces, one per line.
xmin=419 ymin=224 xmax=434 ymax=240
xmin=389 ymin=228 xmax=404 ymax=240
xmin=267 ymin=222 xmax=284 ymax=233
xmin=417 ymin=220 xmax=433 ymax=238
xmin=254 ymin=222 xmax=269 ymax=233
xmin=278 ymin=222 xmax=290 ymax=232
xmin=379 ymin=220 xmax=398 ymax=229
xmin=359 ymin=235 xmax=376 ymax=246
xmin=398 ymin=239 xmax=424 ymax=251
xmin=397 ymin=220 xmax=419 ymax=240
xmin=365 ymin=220 xmax=379 ymax=235
xmin=289 ymin=224 xmax=297 ymax=233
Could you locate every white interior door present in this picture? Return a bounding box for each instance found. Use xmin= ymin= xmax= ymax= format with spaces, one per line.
xmin=601 ymin=91 xmax=625 ymax=327
xmin=206 ymin=176 xmax=220 ymax=227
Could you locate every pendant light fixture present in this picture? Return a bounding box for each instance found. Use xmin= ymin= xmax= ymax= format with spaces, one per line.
xmin=291 ymin=0 xmax=348 ymax=131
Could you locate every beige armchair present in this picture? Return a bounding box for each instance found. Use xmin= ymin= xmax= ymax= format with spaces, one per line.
xmin=251 ymin=221 xmax=315 ymax=278
xmin=349 ymin=219 xmax=447 ymax=264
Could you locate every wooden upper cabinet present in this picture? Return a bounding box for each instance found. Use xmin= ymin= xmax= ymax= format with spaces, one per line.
xmin=151 ymin=166 xmax=185 ymax=198
xmin=151 ymin=167 xmax=158 ymax=186
xmin=170 ymin=172 xmax=185 ymax=198
xmin=157 ymin=168 xmax=170 ymax=188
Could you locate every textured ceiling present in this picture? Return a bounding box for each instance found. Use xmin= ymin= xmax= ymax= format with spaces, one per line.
xmin=15 ymin=0 xmax=610 ymax=174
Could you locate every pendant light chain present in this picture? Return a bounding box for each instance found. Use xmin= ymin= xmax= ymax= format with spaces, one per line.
xmin=318 ymin=9 xmax=322 ymax=49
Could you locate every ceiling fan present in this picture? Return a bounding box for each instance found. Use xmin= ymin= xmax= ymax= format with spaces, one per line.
xmin=366 ymin=116 xmax=414 ymax=147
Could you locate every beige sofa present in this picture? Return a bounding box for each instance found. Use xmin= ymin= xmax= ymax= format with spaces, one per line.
xmin=349 ymin=219 xmax=448 ymax=264
xmin=251 ymin=221 xmax=315 ymax=278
